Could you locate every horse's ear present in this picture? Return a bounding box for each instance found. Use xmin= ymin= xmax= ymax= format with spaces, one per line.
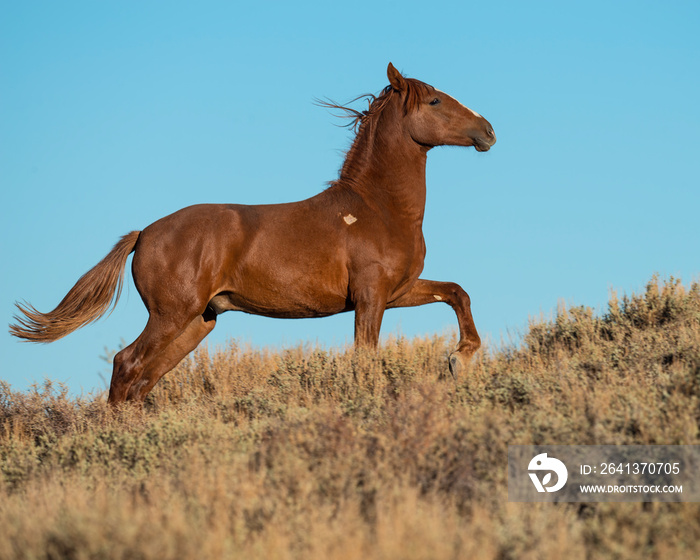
xmin=387 ymin=62 xmax=406 ymax=92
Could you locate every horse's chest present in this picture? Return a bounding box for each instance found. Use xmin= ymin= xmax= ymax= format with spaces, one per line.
xmin=392 ymin=224 xmax=426 ymax=265
xmin=375 ymin=225 xmax=426 ymax=283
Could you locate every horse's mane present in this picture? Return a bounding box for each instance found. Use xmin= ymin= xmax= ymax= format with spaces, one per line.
xmin=317 ymin=77 xmax=435 ymax=186
xmin=316 ymin=87 xmax=393 ymax=133
xmin=317 ymin=77 xmax=434 ymax=131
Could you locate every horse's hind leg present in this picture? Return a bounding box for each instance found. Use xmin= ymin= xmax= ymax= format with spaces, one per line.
xmin=387 ymin=279 xmax=481 ymax=378
xmin=125 ymin=310 xmax=216 ymax=401
xmin=108 ymin=309 xmax=214 ymax=404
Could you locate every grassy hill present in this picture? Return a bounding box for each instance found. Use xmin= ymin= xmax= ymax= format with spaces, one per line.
xmin=1 ymin=276 xmax=699 ymax=559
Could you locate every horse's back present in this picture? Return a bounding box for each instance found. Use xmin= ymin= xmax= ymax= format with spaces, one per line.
xmin=131 ymin=200 xmax=354 ymax=316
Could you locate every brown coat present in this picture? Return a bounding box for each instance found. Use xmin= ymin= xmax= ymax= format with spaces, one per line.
xmin=11 ymin=63 xmax=496 ymax=403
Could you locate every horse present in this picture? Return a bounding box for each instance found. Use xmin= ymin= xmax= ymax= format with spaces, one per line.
xmin=10 ymin=63 xmax=496 ymax=403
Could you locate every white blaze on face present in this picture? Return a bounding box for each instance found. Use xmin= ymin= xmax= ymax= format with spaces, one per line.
xmin=466 ymin=106 xmax=482 ymax=119
xmin=459 ymin=101 xmax=482 ymax=119
xmin=436 ymin=89 xmax=482 ymax=119
xmin=343 ymin=214 xmax=357 ymax=225
xmin=433 ymin=295 xmax=443 ymax=301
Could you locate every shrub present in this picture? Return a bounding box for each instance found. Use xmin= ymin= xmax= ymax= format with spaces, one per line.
xmin=1 ymin=276 xmax=698 ymax=559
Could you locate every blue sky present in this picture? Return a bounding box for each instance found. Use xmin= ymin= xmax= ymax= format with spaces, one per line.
xmin=2 ymin=1 xmax=698 ymax=395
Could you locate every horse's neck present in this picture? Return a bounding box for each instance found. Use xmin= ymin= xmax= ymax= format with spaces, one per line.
xmin=341 ymin=112 xmax=428 ymax=225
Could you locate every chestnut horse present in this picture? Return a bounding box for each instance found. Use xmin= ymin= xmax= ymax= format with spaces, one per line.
xmin=10 ymin=63 xmax=496 ymax=403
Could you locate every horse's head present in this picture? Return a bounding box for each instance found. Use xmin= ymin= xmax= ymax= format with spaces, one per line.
xmin=387 ymin=63 xmax=496 ymax=152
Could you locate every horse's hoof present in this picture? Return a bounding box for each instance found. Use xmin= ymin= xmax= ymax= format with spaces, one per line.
xmin=448 ymin=352 xmax=466 ymax=379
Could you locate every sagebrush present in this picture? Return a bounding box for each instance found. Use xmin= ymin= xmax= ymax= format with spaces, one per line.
xmin=1 ymin=276 xmax=699 ymax=559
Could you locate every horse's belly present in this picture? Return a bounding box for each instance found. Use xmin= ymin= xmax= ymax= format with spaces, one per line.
xmin=208 ymin=289 xmax=349 ymax=319
xmin=213 ymin=255 xmax=350 ymax=318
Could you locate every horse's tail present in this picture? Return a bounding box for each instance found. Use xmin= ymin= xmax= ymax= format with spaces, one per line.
xmin=10 ymin=231 xmax=141 ymax=343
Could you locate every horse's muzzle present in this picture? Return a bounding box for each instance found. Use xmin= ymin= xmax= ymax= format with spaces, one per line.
xmin=474 ymin=126 xmax=496 ymax=152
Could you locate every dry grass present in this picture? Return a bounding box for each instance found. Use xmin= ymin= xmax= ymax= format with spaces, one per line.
xmin=1 ymin=275 xmax=699 ymax=559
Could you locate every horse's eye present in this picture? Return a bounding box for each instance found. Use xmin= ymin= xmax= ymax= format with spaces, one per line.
xmin=429 ymin=98 xmax=441 ymax=106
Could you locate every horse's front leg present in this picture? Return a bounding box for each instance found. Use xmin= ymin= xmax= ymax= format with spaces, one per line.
xmin=387 ymin=279 xmax=481 ymax=378
xmin=353 ymin=288 xmax=387 ymax=349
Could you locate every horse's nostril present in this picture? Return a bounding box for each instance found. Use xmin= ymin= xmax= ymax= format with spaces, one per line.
xmin=485 ymin=127 xmax=496 ymax=144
